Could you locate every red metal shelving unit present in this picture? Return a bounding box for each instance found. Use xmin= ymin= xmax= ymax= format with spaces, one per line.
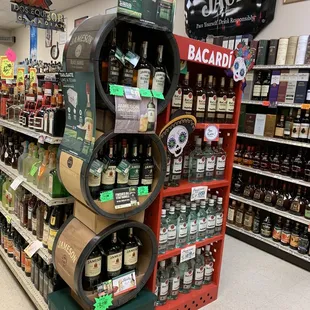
xmin=144 ymin=35 xmax=241 ymax=309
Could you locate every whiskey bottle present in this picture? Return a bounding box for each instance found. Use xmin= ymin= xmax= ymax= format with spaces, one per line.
xmin=291 ymin=109 xmax=301 ymax=140
xmin=242 ymin=146 xmax=253 ymax=166
xmin=170 ymin=83 xmax=182 ymax=117
xmin=116 ymin=139 xmax=129 ymax=188
xmin=83 ymin=83 xmax=94 ymax=154
xmin=260 ymin=215 xmax=272 ymax=238
xmin=216 ymin=77 xmax=227 ymax=123
xmin=137 ymin=41 xmax=151 ymax=89
xmin=107 ymin=28 xmax=120 ymax=86
xmin=189 ymin=138 xmax=205 ymax=183
xmin=299 ymin=109 xmax=309 ymax=141
xmin=101 ymin=140 xmax=117 ymax=191
xmin=261 ymin=71 xmax=271 ymax=101
xmin=290 ymin=222 xmax=300 ymax=250
xmin=141 ymin=142 xmax=154 ymax=191
xmin=264 ymin=179 xmax=277 ymax=206
xmin=280 ymin=152 xmax=291 ymax=175
xmin=280 ymin=219 xmax=291 ymax=246
xmin=232 ymin=172 xmax=244 ymax=195
xmin=298 ymin=226 xmax=309 ymax=254
xmin=272 ymin=216 xmax=282 ymax=242
xmin=123 ymin=228 xmax=138 ymax=272
xmin=167 ymin=256 xmax=180 ymax=300
xmin=147 ymin=99 xmax=156 ymax=131
xmin=253 ymin=178 xmax=265 ymax=202
xmin=181 ymin=72 xmax=193 ymax=115
xmin=291 ymin=148 xmax=304 ymax=179
xmin=252 ymin=71 xmax=262 ymax=100
xmin=83 ymin=247 xmax=102 ymax=291
xmin=226 ymin=79 xmax=235 ymax=123
xmin=194 ymin=74 xmax=206 ymax=123
xmin=42 ymin=206 xmax=52 ymax=248
xmin=252 ymin=209 xmax=261 ymax=234
xmin=235 ymin=203 xmax=245 ymax=228
xmin=260 ymin=150 xmax=270 ymax=171
xmin=243 ymin=206 xmax=254 ymax=231
xmin=128 ymin=139 xmax=141 ymax=187
xmin=88 ymin=166 xmax=101 ymax=200
xmin=47 ymin=206 xmax=62 ymax=254
xmin=214 ymin=138 xmax=226 ymax=180
xmin=289 ymin=186 xmax=303 ymax=215
xmin=152 ymin=45 xmax=166 ymax=93
xmin=121 ymin=30 xmax=134 ymax=86
xmin=243 ymin=176 xmax=255 ymax=199
xmin=276 ymin=183 xmax=292 ymax=211
xmin=284 ymin=108 xmax=294 ymax=139
xmin=204 ymin=75 xmax=217 ymax=123
xmin=105 ymin=232 xmax=122 ymax=279
xmin=274 ymin=115 xmax=285 ymax=138
xmin=234 ymin=144 xmax=241 ymax=164
xmin=304 ymin=157 xmax=310 ymax=182
xmin=227 ymin=200 xmax=236 ymax=224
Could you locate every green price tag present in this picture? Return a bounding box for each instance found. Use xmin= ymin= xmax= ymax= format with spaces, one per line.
xmin=94 ymin=294 xmax=113 ymax=310
xmin=138 ymin=186 xmax=149 ymax=196
xmin=152 ymin=90 xmax=165 ymax=100
xmin=100 ymin=191 xmax=114 ymax=202
xmin=139 ymin=88 xmax=153 ymax=98
xmin=109 ymin=84 xmax=124 ymax=97
xmin=29 ymin=163 xmax=39 ymax=176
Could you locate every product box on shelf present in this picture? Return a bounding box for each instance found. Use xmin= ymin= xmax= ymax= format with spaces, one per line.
xmin=295 ymin=70 xmax=310 ymax=103
xmin=238 ymin=104 xmax=247 ymax=133
xmin=269 ymin=70 xmax=281 ymax=102
xmin=285 ymin=69 xmax=298 ymax=103
xmin=243 ymin=71 xmax=255 ymax=101
xmin=245 ymin=113 xmax=256 ymax=134
xmin=253 ymin=114 xmax=266 ymax=136
xmin=264 ymin=115 xmax=277 ymax=137
xmin=277 ymin=70 xmax=290 ymax=102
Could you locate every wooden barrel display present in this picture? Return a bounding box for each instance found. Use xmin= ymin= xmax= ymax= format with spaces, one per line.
xmin=58 ymin=130 xmax=166 ymax=220
xmin=53 ymin=217 xmax=158 ymax=309
xmin=63 ymin=14 xmax=180 ymax=114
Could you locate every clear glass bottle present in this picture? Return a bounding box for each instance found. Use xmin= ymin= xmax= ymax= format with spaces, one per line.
xmin=197 ymin=201 xmax=207 ymax=241
xmin=214 ymin=197 xmax=223 ymax=235
xmin=214 ymin=138 xmax=226 ymax=180
xmin=159 ymin=209 xmax=168 ymax=254
xmin=192 ymin=248 xmax=204 ymax=289
xmin=204 ymin=141 xmax=215 ymax=181
xmin=206 ymin=199 xmax=216 ymax=238
xmin=156 ymin=260 xmax=169 ymax=306
xmin=203 ymin=245 xmax=214 ymax=285
xmin=187 ymin=203 xmax=198 ymax=244
xmin=167 ymin=256 xmax=180 ymax=300
xmin=167 ymin=206 xmax=177 ymax=250
xmin=189 ymin=138 xmax=205 ymax=183
xmin=179 ymin=259 xmax=193 ymax=294
xmin=176 ymin=205 xmax=188 ymax=248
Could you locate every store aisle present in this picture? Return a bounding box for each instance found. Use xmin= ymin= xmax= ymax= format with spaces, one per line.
xmin=0 ymin=235 xmax=309 ymax=309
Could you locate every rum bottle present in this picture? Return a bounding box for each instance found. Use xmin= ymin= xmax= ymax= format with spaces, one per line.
xmin=176 ymin=205 xmax=188 ymax=248
xmin=188 ymin=138 xmax=205 ymax=183
xmin=204 ymin=75 xmax=216 ymax=123
xmin=159 ymin=209 xmax=168 ymax=254
xmin=214 ymin=138 xmax=226 ymax=180
xmin=167 ymin=256 xmax=180 ymax=300
xmin=203 ymin=245 xmax=214 ymax=285
xmin=226 ymin=79 xmax=235 ymax=123
xmin=167 ymin=207 xmax=177 ymax=250
xmin=216 ymin=77 xmax=227 ymax=123
xmin=206 ymin=199 xmax=216 ymax=237
xmin=192 ymin=248 xmax=204 ymax=289
xmin=156 ymin=261 xmax=168 ymax=305
xmin=181 ymin=72 xmax=193 ymax=115
xmin=194 ymin=73 xmax=206 ymax=123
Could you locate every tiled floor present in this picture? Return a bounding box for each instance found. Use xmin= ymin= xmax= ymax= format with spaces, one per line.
xmin=0 ymin=235 xmax=309 ymax=309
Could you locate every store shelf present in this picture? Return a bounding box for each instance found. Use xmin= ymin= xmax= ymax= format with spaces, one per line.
xmin=229 ymin=193 xmax=310 ymax=225
xmin=196 ymin=123 xmax=237 ymax=130
xmin=233 ymin=164 xmax=310 ymax=188
xmin=0 ymin=203 xmax=52 ymax=264
xmin=237 ymin=132 xmax=310 ymax=148
xmin=163 ymin=179 xmax=229 ymax=197
xmin=253 ymin=64 xmax=310 ymax=70
xmin=226 ymin=223 xmax=310 ymax=263
xmin=0 ymin=246 xmax=48 ymax=310
xmin=0 ymin=161 xmax=74 ymax=206
xmin=0 ymin=119 xmax=62 ymax=144
xmin=158 ymin=234 xmax=223 ymax=262
xmin=241 ymin=99 xmax=302 ymax=108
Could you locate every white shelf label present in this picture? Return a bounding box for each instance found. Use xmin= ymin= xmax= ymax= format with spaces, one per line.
xmin=10 ymin=176 xmax=23 ymax=191
xmin=24 ymin=240 xmax=43 ymax=258
xmin=180 ymin=245 xmax=196 ymax=263
xmin=191 ymin=186 xmax=208 ymax=201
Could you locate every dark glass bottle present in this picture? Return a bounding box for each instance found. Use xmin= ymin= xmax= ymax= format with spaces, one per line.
xmin=261 ymin=71 xmax=271 ymax=101
xmin=194 ymin=73 xmax=206 ymax=123
xmin=280 ymin=219 xmax=291 ymax=246
xmin=7 ymin=225 xmax=14 ymax=258
xmin=116 ymin=139 xmax=129 ymax=188
xmin=252 ymin=147 xmax=261 ymax=169
xmin=226 ymin=79 xmax=235 ymax=123
xmin=291 ymin=109 xmax=301 ymax=140
xmin=264 ymin=179 xmax=277 ymax=206
xmin=260 ymin=215 xmax=272 ymax=238
xmin=299 ymin=109 xmax=310 ymax=142
xmin=136 ymin=41 xmax=151 ymax=90
xmin=297 ymin=226 xmax=309 ymax=254
xmin=275 ymin=183 xmax=291 ymax=212
xmin=47 ymin=206 xmax=63 ymax=254
xmin=101 ymin=140 xmax=117 ymax=191
xmin=253 ymin=178 xmax=265 ymax=203
xmin=243 ymin=176 xmax=255 ymax=199
xmin=181 ymin=72 xmax=193 ymax=115
xmin=305 ymin=199 xmax=310 ymax=220
xmin=270 ymin=148 xmax=280 ymax=173
xmin=284 ymin=108 xmax=294 ymax=139
xmin=290 ymin=223 xmax=300 ymax=250
xmin=4 ymin=138 xmax=13 ymax=166
xmin=280 ymin=152 xmax=291 ymax=176
xmin=232 ymin=172 xmax=244 ymax=195
xmin=289 ymin=186 xmax=303 ymax=216
xmin=252 ymin=71 xmax=262 ymax=100
xmin=88 ymin=159 xmax=101 ymax=200
xmin=121 ymin=30 xmax=134 ymax=87
xmin=107 ymin=28 xmax=120 ymax=87
xmin=141 ymin=142 xmax=154 ymax=192
xmin=216 ymin=77 xmax=227 ymax=123
xmin=260 ymin=150 xmax=270 ymax=171
xmin=105 ymin=232 xmax=123 ymax=279
xmin=291 ymin=149 xmax=304 ymax=180
xmin=82 ymin=247 xmax=102 ymax=291
xmin=204 ymin=75 xmax=216 ymax=123
xmin=11 ymin=147 xmax=19 ymax=169
xmin=32 ymin=200 xmax=39 ymax=236
xmin=128 ymin=139 xmax=141 ymax=187
xmin=123 ymin=228 xmax=139 ymax=272
xmin=242 ymin=146 xmax=252 ymax=166
xmin=234 ymin=144 xmax=240 ymax=164
xmin=304 ymin=155 xmax=310 ymax=182
xmin=272 ymin=216 xmax=282 ymax=242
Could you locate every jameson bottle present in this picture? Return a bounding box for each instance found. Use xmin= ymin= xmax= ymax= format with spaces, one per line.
xmin=88 ymin=161 xmax=101 ymax=200
xmin=137 ymin=41 xmax=151 ymax=89
xmin=205 ymin=75 xmax=217 ymax=123
xmin=194 ymin=74 xmax=206 ymax=123
xmin=181 ymin=72 xmax=193 ymax=115
xmin=83 ymin=247 xmax=102 ymax=291
xmin=105 ymin=232 xmax=122 ymax=279
xmin=107 ymin=28 xmax=120 ymax=86
xmin=141 ymin=142 xmax=154 ymax=192
xmin=101 ymin=140 xmax=117 ymax=191
xmin=128 ymin=139 xmax=141 ymax=187
xmin=116 ymin=139 xmax=129 ymax=188
xmin=152 ymin=45 xmax=166 ymax=93
xmin=121 ymin=30 xmax=134 ymax=86
xmin=147 ymin=99 xmax=156 ymax=132
xmin=123 ymin=228 xmax=138 ymax=272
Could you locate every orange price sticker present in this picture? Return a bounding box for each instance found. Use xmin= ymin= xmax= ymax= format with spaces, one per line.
xmin=301 ymin=104 xmax=310 ymax=110
xmin=262 ymin=101 xmax=270 ymax=106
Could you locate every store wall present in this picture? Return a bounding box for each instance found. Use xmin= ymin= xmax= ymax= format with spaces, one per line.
xmin=0 ymin=29 xmax=15 ymax=56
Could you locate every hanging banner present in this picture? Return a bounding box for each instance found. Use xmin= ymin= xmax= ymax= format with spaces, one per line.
xmin=30 ymin=26 xmax=37 ymax=60
xmin=17 ymin=67 xmax=25 ymax=85
xmin=29 ymin=68 xmax=37 ymax=87
xmin=0 ymin=56 xmax=14 ymax=79
xmin=184 ymin=0 xmax=277 ymax=39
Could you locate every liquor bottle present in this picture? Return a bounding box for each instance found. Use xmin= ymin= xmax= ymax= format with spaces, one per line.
xmin=101 ymin=140 xmax=117 ymax=191
xmin=182 ymin=143 xmax=191 ymax=180
xmin=261 ymin=71 xmax=271 ymax=100
xmin=242 ymin=146 xmax=253 ymax=166
xmin=104 ymin=232 xmax=122 ymax=279
xmin=232 ymin=172 xmax=244 ymax=195
xmin=276 ymin=183 xmax=291 ymax=211
xmin=226 ymin=79 xmax=235 ymax=123
xmin=176 ymin=205 xmax=188 ymax=248
xmin=204 ymin=75 xmax=217 ymax=123
xmin=49 ymin=93 xmax=66 ymax=137
xmin=181 ymin=72 xmax=194 ymax=115
xmin=42 ymin=206 xmax=52 ymax=248
xmin=299 ymin=109 xmax=310 ymax=142
xmin=88 ymin=169 xmax=101 ymax=200
xmin=252 ymin=71 xmax=262 ymax=100
xmin=270 ymin=148 xmax=281 ymax=173
xmin=170 ymin=155 xmax=183 ymax=187
xmin=305 ymin=157 xmax=310 ymax=182
xmin=48 ymin=161 xmax=68 ymax=198
xmin=164 ymin=151 xmax=171 ymax=188
xmin=289 ymin=186 xmax=303 ymax=215
xmin=167 ymin=256 xmax=180 ymax=300
xmin=11 ymin=147 xmax=19 ymax=170
xmin=107 ymin=28 xmax=120 ymax=86
xmin=260 ymin=150 xmax=270 ymax=171
xmin=147 ymin=99 xmax=156 ymax=131
xmin=253 ymin=178 xmax=265 ymax=203
xmin=243 ymin=206 xmax=254 ymax=231
xmin=167 ymin=207 xmax=177 ymax=250
xmin=156 ymin=261 xmax=169 ymax=306
xmin=203 ymin=245 xmax=214 ymax=285
xmin=280 ymin=219 xmax=291 ymax=246
xmin=215 ymin=197 xmax=223 ymax=235
xmin=179 ymin=259 xmax=193 ymax=294
xmin=197 ymin=201 xmax=207 ymax=240
xmin=47 ymin=206 xmax=62 ymax=254
xmin=291 ymin=109 xmax=301 ymax=140
xmin=284 ymin=108 xmax=294 ymax=139
xmin=152 ymin=45 xmax=165 ymax=93
xmin=137 ymin=41 xmax=151 ymax=89
xmin=275 ymin=115 xmax=285 ymax=138
xmin=280 ymin=152 xmax=291 ymax=175
xmin=192 ymin=248 xmax=204 ymax=289
xmin=141 ymin=142 xmax=154 ymax=191
xmin=116 ymin=139 xmax=129 ymax=188
xmin=4 ymin=138 xmax=13 ymax=166
xmin=26 ymin=145 xmax=38 ymax=183
xmin=214 ymin=138 xmax=226 ymax=180
xmin=189 ymin=138 xmax=205 ymax=183
xmin=291 ymin=149 xmax=304 ymax=179
xmin=41 ymin=152 xmax=56 ymax=194
xmin=170 ymin=83 xmax=182 ymax=117
xmin=18 ymin=141 xmax=28 ymax=175
xmin=235 ymin=203 xmax=245 ymax=228
xmin=203 ymin=141 xmax=215 ymax=181
xmin=187 ymin=203 xmax=198 ymax=244
xmin=260 ymin=215 xmax=272 ymax=238
xmin=272 ymin=216 xmax=282 ymax=242
xmin=206 ymin=199 xmax=216 ymax=237
xmin=123 ymin=228 xmax=138 ymax=272
xmin=194 ymin=74 xmax=206 ymax=123
xmin=298 ymin=226 xmax=309 ymax=254
xmin=32 ymin=200 xmax=39 ymax=236
xmin=159 ymin=210 xmax=168 ymax=254
xmin=243 ymin=176 xmax=255 ymax=199
xmin=264 ymin=179 xmax=276 ymax=206
xmin=34 ymin=256 xmax=41 ymax=289
xmin=128 ymin=139 xmax=141 ymax=187
xmin=82 ymin=247 xmax=102 ymax=291
xmin=216 ymin=77 xmax=227 ymax=123
xmin=227 ymin=200 xmax=236 ymax=224
xmin=7 ymin=225 xmax=14 ymax=258
xmin=290 ymin=222 xmax=300 ymax=250
xmin=121 ymin=30 xmax=134 ymax=86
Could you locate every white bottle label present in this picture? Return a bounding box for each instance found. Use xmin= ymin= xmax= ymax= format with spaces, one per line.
xmin=182 ymin=93 xmax=193 ymax=111
xmin=183 ymin=271 xmax=193 ymax=284
xmin=85 ymin=256 xmax=101 ymax=277
xmin=199 ymin=218 xmax=207 ymax=231
xmin=216 ymin=155 xmax=226 ymax=171
xmin=196 ymin=157 xmax=205 ymax=173
xmin=178 ymin=222 xmax=188 ymax=238
xmin=152 ymin=72 xmax=165 ymax=93
xmin=205 ymin=262 xmax=214 ymax=276
xmin=148 ymin=107 xmax=156 ymax=123
xmin=216 ymin=96 xmax=227 ymax=112
xmin=196 ymin=95 xmax=206 ymax=112
xmin=299 ymin=123 xmax=309 ymax=139
xmin=261 ymin=86 xmax=270 ymax=98
xmin=253 ymin=85 xmax=262 ymax=97
xmin=88 ymin=173 xmax=101 ymax=187
xmin=172 ymin=88 xmax=182 ymax=108
xmin=207 ymin=215 xmax=216 ymax=228
xmin=159 ymin=227 xmax=168 ymax=243
xmin=226 ymin=97 xmax=235 ymax=112
xmin=160 ymin=281 xmax=169 ymax=296
xmin=172 ymin=157 xmax=183 ymax=174
xmin=216 ymin=213 xmax=223 ymax=226
xmin=195 ymin=267 xmax=204 ymax=281
xmin=117 ymin=171 xmax=129 ymax=185
xmin=291 ymin=123 xmax=300 ymax=138
xmin=183 ymin=155 xmax=190 ymax=169
xmin=206 ymin=156 xmax=216 ymax=171
xmin=107 ymin=252 xmax=122 ymax=272
xmin=102 ymin=166 xmax=116 ymax=185
xmin=207 ymin=96 xmax=217 ymax=112
xmin=190 ymin=219 xmax=197 ymax=234
xmin=124 ymin=247 xmax=138 ymax=265
xmin=168 ymin=224 xmax=177 ymax=240
xmin=171 ymin=277 xmax=180 ymax=291
xmin=137 ymin=69 xmax=151 ymax=89
xmin=48 ymin=112 xmax=54 ymax=134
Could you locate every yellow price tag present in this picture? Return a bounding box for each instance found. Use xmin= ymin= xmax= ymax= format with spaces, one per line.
xmin=6 ymin=215 xmax=11 ymax=224
xmin=0 ymin=56 xmax=14 ymax=79
xmin=16 ymin=67 xmax=25 ymax=86
xmin=301 ymin=103 xmax=310 ymax=110
xmin=29 ymin=68 xmax=37 ymax=86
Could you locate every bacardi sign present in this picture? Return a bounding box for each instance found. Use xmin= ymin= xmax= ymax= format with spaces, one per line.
xmin=10 ymin=0 xmax=65 ymax=31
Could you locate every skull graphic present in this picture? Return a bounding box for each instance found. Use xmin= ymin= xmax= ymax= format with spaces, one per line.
xmin=167 ymin=126 xmax=188 ymax=157
xmin=232 ymin=57 xmax=247 ymax=82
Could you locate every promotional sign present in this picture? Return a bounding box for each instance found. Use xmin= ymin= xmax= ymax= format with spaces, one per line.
xmin=30 ymin=26 xmax=37 ymax=60
xmin=184 ymin=0 xmax=277 ymax=39
xmin=10 ymin=0 xmax=65 ymax=31
xmin=0 ymin=56 xmax=14 ymax=79
xmin=29 ymin=68 xmax=37 ymax=87
xmin=60 ymin=72 xmax=96 ymax=162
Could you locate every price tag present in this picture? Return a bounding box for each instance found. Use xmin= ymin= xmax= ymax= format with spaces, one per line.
xmin=302 ymin=104 xmax=310 ymax=110
xmin=112 ymin=271 xmax=136 ymax=297
xmin=180 ymin=245 xmax=196 ymax=263
xmin=6 ymin=215 xmax=11 ymax=224
xmin=152 ymin=90 xmax=165 ymax=100
xmin=191 ymin=186 xmax=208 ymax=201
xmin=38 ymin=135 xmax=46 ymax=144
xmin=110 ymin=84 xmax=124 ymax=97
xmin=138 ymin=186 xmax=149 ymax=196
xmin=124 ymin=86 xmax=141 ymax=101
xmin=10 ymin=176 xmax=23 ymax=191
xmin=268 ymin=101 xmax=278 ymax=109
xmin=114 ymin=187 xmax=139 ymax=209
xmin=100 ymin=191 xmax=114 ymax=203
xmin=139 ymin=88 xmax=153 ymax=98
xmin=90 ymin=160 xmax=104 ymax=177
xmin=93 ymin=294 xmax=113 ymax=310
xmin=262 ymin=101 xmax=270 ymax=106
xmin=24 ymin=240 xmax=43 ymax=258
xmin=204 ymin=124 xmax=219 ymax=142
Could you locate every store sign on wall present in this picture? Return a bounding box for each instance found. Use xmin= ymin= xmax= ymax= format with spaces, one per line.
xmin=10 ymin=0 xmax=65 ymax=31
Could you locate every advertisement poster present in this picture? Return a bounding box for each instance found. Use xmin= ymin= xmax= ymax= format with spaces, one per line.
xmin=184 ymin=0 xmax=277 ymax=39
xmin=30 ymin=26 xmax=37 ymax=60
xmin=0 ymin=56 xmax=14 ymax=79
xmin=60 ymin=72 xmax=96 ymax=162
xmin=114 ymin=97 xmax=157 ymax=134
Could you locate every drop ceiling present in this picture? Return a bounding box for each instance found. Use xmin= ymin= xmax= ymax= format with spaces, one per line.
xmin=0 ymin=0 xmax=90 ymax=30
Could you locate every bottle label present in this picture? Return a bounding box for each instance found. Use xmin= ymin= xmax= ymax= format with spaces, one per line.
xmin=207 ymin=215 xmax=215 ymax=228
xmin=152 ymin=72 xmax=166 ymax=93
xmin=261 ymin=85 xmax=270 ymax=98
xmin=281 ymin=232 xmax=290 ymax=244
xmin=291 ymin=123 xmax=300 ymax=138
xmin=107 ymin=252 xmax=122 ymax=272
xmin=290 ymin=235 xmax=299 ymax=248
xmin=168 ymin=224 xmax=177 ymax=240
xmin=190 ymin=219 xmax=197 ymax=234
xmin=108 ymin=56 xmax=120 ymax=84
xmin=196 ymin=157 xmax=205 ymax=173
xmin=43 ymin=223 xmax=49 ymax=245
xmin=275 ymin=127 xmax=284 ymax=137
xmin=216 ymin=213 xmax=223 ymax=227
xmin=117 ymin=171 xmax=129 ymax=185
xmin=159 ymin=227 xmax=168 ymax=244
xmin=34 ymin=117 xmax=44 ymax=131
xmin=7 ymin=239 xmax=13 ymax=254
xmin=88 ymin=173 xmax=101 ymax=187
xmin=137 ymin=69 xmax=151 ymax=89
xmin=204 ymin=262 xmax=214 ymax=279
xmin=197 ymin=217 xmax=206 ymax=233
xmin=290 ymin=201 xmax=300 ymax=213
xmin=85 ymin=256 xmax=102 ymax=277
xmin=196 ymin=95 xmax=206 ymax=112
xmin=102 ymin=166 xmax=116 ymax=185
xmin=253 ymin=220 xmax=260 ymax=233
xmin=178 ymin=222 xmax=188 ymax=238
xmin=183 ymin=271 xmax=193 ymax=285
xmin=226 ymin=97 xmax=235 ymax=112
xmin=171 ymin=277 xmax=180 ymax=291
xmin=253 ymin=85 xmax=262 ymax=97
xmin=159 ymin=280 xmax=169 ymax=297
xmin=305 ymin=209 xmax=310 ymax=218
xmin=182 ymin=93 xmax=193 ymax=111
xmin=227 ymin=208 xmax=235 ymax=221
xmin=216 ymin=155 xmax=226 ymax=171
xmin=122 ymin=67 xmax=134 ymax=86
xmin=264 ymin=193 xmax=272 ymax=203
xmin=25 ymin=256 xmax=32 ymax=273
xmin=243 ymin=215 xmax=253 ymax=228
xmin=207 ymin=96 xmax=217 ymax=112
xmin=172 ymin=88 xmax=182 ymax=108
xmin=272 ymin=227 xmax=282 ymax=241
xmin=124 ymin=246 xmax=138 ymax=266
xmin=48 ymin=112 xmax=54 ymax=134
xmin=84 ymin=116 xmax=94 ymax=142
xmin=183 ymin=155 xmax=190 ymax=170
xmin=235 ymin=212 xmax=243 ymax=224
xmin=47 ymin=228 xmax=58 ymax=251
xmin=141 ymin=163 xmax=154 ymax=185
xmin=147 ymin=106 xmax=156 ymax=124
xmin=216 ymin=96 xmax=227 ymax=112
xmin=172 ymin=156 xmax=183 ymax=174
xmin=195 ymin=266 xmax=204 ymax=281
xmin=128 ymin=163 xmax=140 ymax=186
xmin=32 ymin=218 xmax=37 ymax=231
xmin=299 ymin=123 xmax=309 ymax=139
xmin=284 ymin=120 xmax=292 ymax=136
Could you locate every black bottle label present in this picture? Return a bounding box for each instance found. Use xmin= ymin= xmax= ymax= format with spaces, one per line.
xmin=141 ymin=163 xmax=154 ymax=185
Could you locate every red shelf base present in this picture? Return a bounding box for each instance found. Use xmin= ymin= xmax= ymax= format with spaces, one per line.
xmin=156 ymin=283 xmax=218 ymax=310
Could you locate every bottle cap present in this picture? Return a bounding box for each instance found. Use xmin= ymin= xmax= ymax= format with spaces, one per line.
xmin=195 ymin=200 xmax=200 ymax=204
xmin=209 ymin=199 xmax=215 ymax=205
xmin=162 ymin=209 xmax=166 ymax=216
xmin=217 ymin=197 xmax=223 ymax=203
xmin=181 ymin=205 xmax=186 ymax=212
xmin=171 ymin=256 xmax=177 ymax=263
xmin=159 ymin=260 xmax=165 ymax=267
xmin=196 ymin=138 xmax=202 ymax=145
xmin=176 ymin=203 xmax=181 ymax=209
xmin=169 ymin=206 xmax=175 ymax=213
xmin=200 ymin=201 xmax=206 ymax=208
xmin=191 ymin=203 xmax=196 ymax=208
xmin=212 ymin=195 xmax=217 ymax=200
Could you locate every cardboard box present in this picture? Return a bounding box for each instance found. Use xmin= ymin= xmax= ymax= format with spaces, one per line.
xmin=295 ymin=70 xmax=310 ymax=103
xmin=269 ymin=70 xmax=281 ymax=102
xmin=238 ymin=104 xmax=247 ymax=133
xmin=285 ymin=69 xmax=298 ymax=103
xmin=277 ymin=70 xmax=290 ymax=102
xmin=245 ymin=113 xmax=256 ymax=134
xmin=254 ymin=114 xmax=266 ymax=136
xmin=264 ymin=114 xmax=277 ymax=137
xmin=243 ymin=71 xmax=254 ymax=101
